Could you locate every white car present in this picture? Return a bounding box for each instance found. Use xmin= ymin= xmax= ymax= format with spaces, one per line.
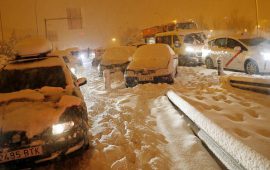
xmin=125 ymin=44 xmax=178 ymax=87
xmin=155 ymin=30 xmax=206 ymax=66
xmin=99 ymin=46 xmax=136 ymax=76
xmin=203 ymin=37 xmax=270 ymax=74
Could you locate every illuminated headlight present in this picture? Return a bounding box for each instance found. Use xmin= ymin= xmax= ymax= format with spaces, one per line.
xmin=186 ymin=47 xmax=195 ymax=53
xmin=70 ymin=67 xmax=76 ymax=74
xmin=202 ymin=49 xmax=211 ymax=58
xmin=261 ymin=52 xmax=270 ymax=61
xmin=52 ymin=121 xmax=74 ymax=135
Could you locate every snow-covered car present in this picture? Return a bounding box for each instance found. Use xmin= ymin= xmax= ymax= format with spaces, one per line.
xmin=203 ymin=37 xmax=270 ymax=74
xmin=98 ymin=46 xmax=136 ymax=76
xmin=15 ymin=37 xmax=52 ymax=57
xmin=125 ymin=44 xmax=178 ymax=87
xmin=155 ymin=30 xmax=206 ymax=66
xmin=0 ymin=56 xmax=89 ymax=168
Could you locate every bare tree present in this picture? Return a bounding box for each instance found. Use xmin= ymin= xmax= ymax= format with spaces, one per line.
xmin=119 ymin=27 xmax=143 ymax=46
xmin=225 ymin=10 xmax=254 ymax=32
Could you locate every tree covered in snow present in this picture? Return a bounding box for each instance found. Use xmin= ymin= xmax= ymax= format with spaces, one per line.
xmin=0 ymin=31 xmax=17 ymax=58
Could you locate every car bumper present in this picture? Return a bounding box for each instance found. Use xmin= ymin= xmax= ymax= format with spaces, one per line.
xmin=0 ymin=127 xmax=87 ymax=168
xmin=179 ymin=55 xmax=203 ymax=66
xmin=125 ymin=74 xmax=174 ymax=87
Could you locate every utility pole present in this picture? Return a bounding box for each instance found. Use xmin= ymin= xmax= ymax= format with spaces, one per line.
xmin=255 ymin=0 xmax=259 ymax=36
xmin=34 ymin=0 xmax=39 ymax=35
xmin=0 ymin=10 xmax=4 ymax=41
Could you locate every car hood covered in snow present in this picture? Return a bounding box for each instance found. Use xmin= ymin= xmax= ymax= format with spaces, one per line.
xmin=0 ymin=88 xmax=82 ymax=138
xmin=128 ymin=44 xmax=175 ymax=70
xmin=100 ymin=46 xmax=136 ymax=66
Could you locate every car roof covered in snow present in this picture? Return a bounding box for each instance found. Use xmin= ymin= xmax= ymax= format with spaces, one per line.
xmin=15 ymin=37 xmax=52 ymax=57
xmin=128 ymin=44 xmax=175 ymax=70
xmin=100 ymin=46 xmax=136 ymax=65
xmin=4 ymin=56 xmax=65 ymax=70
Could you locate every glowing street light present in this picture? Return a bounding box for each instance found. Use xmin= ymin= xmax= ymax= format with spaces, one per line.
xmin=112 ymin=38 xmax=116 ymax=42
xmin=172 ymin=20 xmax=177 ymax=24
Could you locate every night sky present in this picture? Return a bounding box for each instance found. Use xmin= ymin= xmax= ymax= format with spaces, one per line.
xmin=0 ymin=0 xmax=269 ymax=48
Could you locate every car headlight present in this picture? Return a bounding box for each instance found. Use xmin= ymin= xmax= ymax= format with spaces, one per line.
xmin=52 ymin=121 xmax=74 ymax=135
xmin=185 ymin=46 xmax=195 ymax=53
xmin=261 ymin=52 xmax=270 ymax=61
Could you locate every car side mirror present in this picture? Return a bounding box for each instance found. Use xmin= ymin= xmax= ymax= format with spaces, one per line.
xmin=77 ymin=78 xmax=87 ymax=86
xmin=234 ymin=46 xmax=241 ymax=51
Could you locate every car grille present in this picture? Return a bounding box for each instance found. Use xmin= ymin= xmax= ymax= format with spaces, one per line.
xmin=0 ymin=131 xmax=30 ymax=148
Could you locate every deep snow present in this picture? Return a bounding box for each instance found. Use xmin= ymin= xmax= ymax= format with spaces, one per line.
xmin=37 ymin=64 xmax=270 ymax=169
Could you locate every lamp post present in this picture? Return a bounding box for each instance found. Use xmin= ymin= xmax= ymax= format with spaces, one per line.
xmin=0 ymin=10 xmax=4 ymax=41
xmin=255 ymin=0 xmax=259 ymax=36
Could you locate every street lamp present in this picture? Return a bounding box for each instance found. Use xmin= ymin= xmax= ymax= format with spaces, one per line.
xmin=255 ymin=0 xmax=259 ymax=36
xmin=0 ymin=10 xmax=3 ymax=41
xmin=111 ymin=38 xmax=116 ymax=42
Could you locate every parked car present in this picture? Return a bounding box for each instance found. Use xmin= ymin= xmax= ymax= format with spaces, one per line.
xmin=125 ymin=44 xmax=178 ymax=87
xmin=0 ymin=41 xmax=89 ymax=168
xmin=48 ymin=49 xmax=83 ymax=74
xmin=155 ymin=30 xmax=206 ymax=66
xmin=203 ymin=36 xmax=270 ymax=74
xmin=98 ymin=46 xmax=136 ymax=76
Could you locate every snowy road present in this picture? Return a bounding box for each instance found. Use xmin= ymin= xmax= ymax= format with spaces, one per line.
xmin=37 ymin=65 xmax=270 ymax=170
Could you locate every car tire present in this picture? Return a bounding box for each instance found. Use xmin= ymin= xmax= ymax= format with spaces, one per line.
xmin=205 ymin=57 xmax=214 ymax=69
xmin=245 ymin=60 xmax=259 ymax=75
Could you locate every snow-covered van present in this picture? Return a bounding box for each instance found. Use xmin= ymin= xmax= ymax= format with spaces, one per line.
xmin=0 ymin=55 xmax=89 ymax=168
xmin=155 ymin=30 xmax=206 ymax=66
xmin=125 ymin=44 xmax=178 ymax=87
xmin=99 ymin=46 xmax=136 ymax=76
xmin=203 ymin=36 xmax=270 ymax=74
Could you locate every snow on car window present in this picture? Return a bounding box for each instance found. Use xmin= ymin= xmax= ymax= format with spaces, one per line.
xmin=0 ymin=66 xmax=66 ymax=93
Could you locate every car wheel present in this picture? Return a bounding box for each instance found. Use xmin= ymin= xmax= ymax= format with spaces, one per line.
xmin=245 ymin=60 xmax=259 ymax=75
xmin=205 ymin=57 xmax=214 ymax=69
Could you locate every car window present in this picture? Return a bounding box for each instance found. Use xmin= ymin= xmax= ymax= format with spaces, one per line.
xmin=227 ymin=38 xmax=247 ymax=51
xmin=184 ymin=35 xmax=194 ymax=44
xmin=214 ymin=38 xmax=227 ymax=48
xmin=208 ymin=40 xmax=215 ymax=46
xmin=156 ymin=36 xmax=172 ymax=46
xmin=0 ymin=66 xmax=67 ymax=93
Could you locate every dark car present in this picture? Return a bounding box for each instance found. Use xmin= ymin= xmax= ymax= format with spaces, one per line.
xmin=0 ymin=56 xmax=89 ymax=169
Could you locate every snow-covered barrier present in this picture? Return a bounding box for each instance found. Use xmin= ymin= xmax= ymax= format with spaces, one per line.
xmin=221 ymin=74 xmax=270 ymax=94
xmin=167 ymin=90 xmax=270 ymax=170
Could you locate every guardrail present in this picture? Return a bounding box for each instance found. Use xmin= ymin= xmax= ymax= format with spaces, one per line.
xmin=166 ymin=90 xmax=270 ymax=170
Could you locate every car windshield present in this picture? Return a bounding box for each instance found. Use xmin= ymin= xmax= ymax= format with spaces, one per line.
xmin=184 ymin=33 xmax=205 ymax=44
xmin=0 ymin=66 xmax=66 ymax=93
xmin=176 ymin=22 xmax=197 ymax=29
xmin=239 ymin=37 xmax=266 ymax=46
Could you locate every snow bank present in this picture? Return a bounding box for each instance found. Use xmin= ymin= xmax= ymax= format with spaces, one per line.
xmin=128 ymin=44 xmax=175 ymax=70
xmin=151 ymin=96 xmax=220 ymax=169
xmin=100 ymin=46 xmax=136 ymax=66
xmin=15 ymin=37 xmax=52 ymax=57
xmin=167 ymin=90 xmax=270 ymax=169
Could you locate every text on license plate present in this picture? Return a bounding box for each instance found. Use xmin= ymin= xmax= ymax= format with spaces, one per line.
xmin=139 ymin=76 xmax=153 ymax=81
xmin=0 ymin=146 xmax=43 ymax=163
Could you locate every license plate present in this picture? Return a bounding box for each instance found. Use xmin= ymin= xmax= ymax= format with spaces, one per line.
xmin=139 ymin=76 xmax=153 ymax=81
xmin=0 ymin=146 xmax=43 ymax=163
